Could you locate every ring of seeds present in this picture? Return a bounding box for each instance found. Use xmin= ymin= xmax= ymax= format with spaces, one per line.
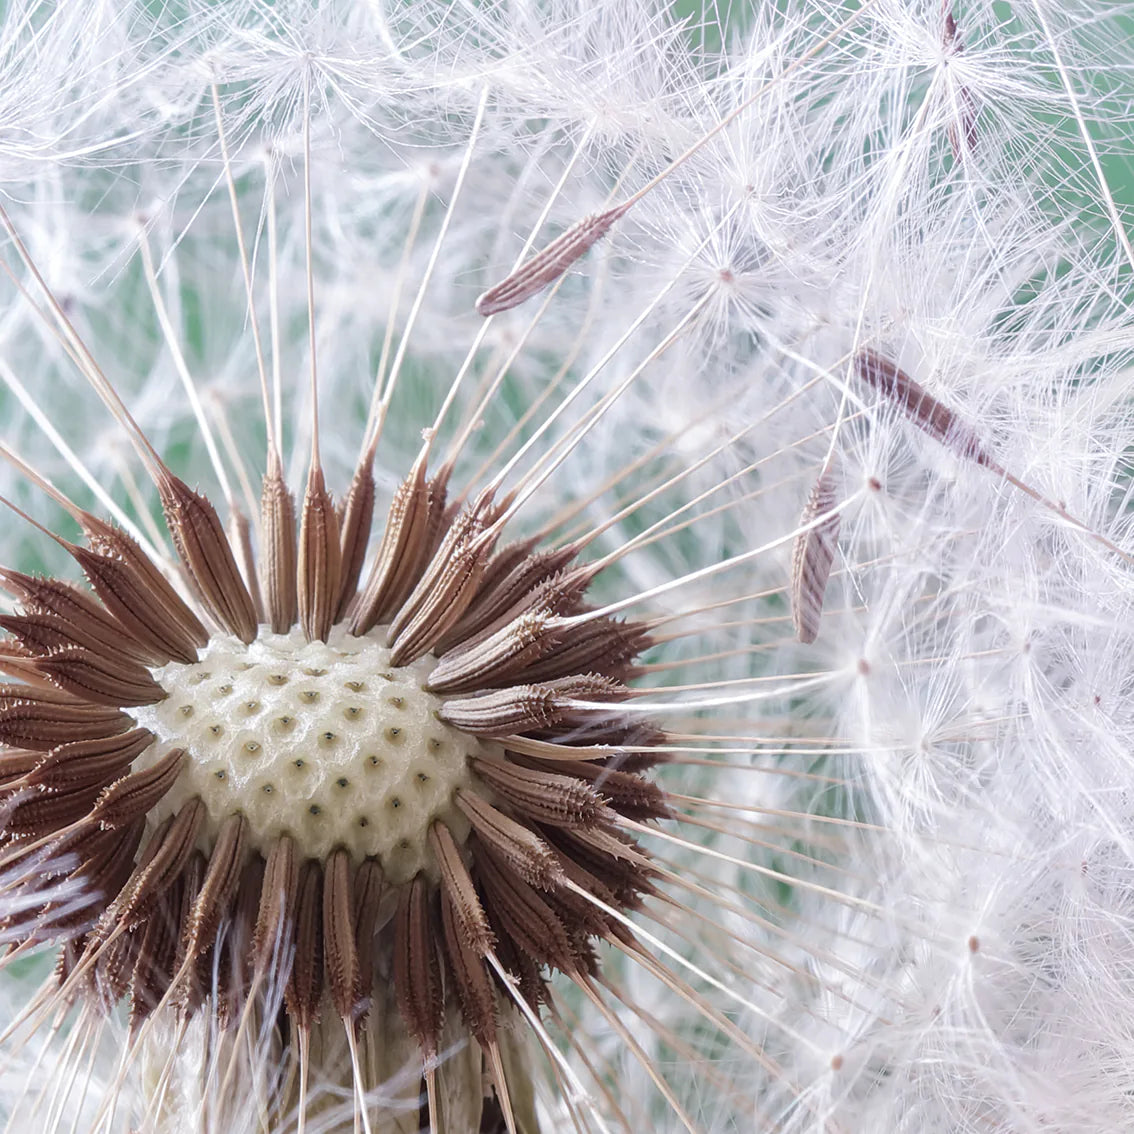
xmin=0 ymin=451 xmax=669 ymax=1125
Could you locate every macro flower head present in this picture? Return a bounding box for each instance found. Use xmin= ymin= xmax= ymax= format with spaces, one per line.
xmin=0 ymin=1 xmax=1132 ymax=1133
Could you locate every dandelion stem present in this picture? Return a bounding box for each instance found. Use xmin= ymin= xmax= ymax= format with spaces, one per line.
xmin=265 ymin=149 xmax=284 ymax=450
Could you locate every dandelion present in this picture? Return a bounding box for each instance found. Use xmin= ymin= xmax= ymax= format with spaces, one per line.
xmin=0 ymin=2 xmax=898 ymax=1131
xmin=0 ymin=1 xmax=1132 ymax=1132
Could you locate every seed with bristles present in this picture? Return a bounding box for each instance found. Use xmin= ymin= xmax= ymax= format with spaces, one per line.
xmin=157 ymin=471 xmax=258 ymax=644
xmin=284 ymin=858 xmax=324 ymax=1031
xmin=475 ymin=204 xmax=630 ymax=317
xmin=69 ymin=526 xmax=206 ymax=664
xmin=322 ymin=847 xmax=360 ymax=1022
xmin=395 ymin=874 xmax=444 ymax=1057
xmin=470 ymin=755 xmax=609 ymax=828
xmin=297 ymin=464 xmax=342 ymax=644
xmin=854 ymin=346 xmax=998 ymax=469
xmin=942 ymin=5 xmax=978 ymax=159
xmin=334 ymin=453 xmax=376 ymax=622
xmin=791 ymin=462 xmax=841 ymax=644
xmin=350 ymin=461 xmax=435 ymax=634
xmin=0 ymin=51 xmax=821 ymax=1127
xmin=0 ymin=406 xmax=670 ymax=1128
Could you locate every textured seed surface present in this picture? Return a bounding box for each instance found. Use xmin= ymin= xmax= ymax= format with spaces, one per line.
xmin=129 ymin=626 xmax=492 ymax=881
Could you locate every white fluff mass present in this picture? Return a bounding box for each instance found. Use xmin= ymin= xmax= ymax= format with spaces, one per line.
xmin=0 ymin=1 xmax=1130 ymax=1132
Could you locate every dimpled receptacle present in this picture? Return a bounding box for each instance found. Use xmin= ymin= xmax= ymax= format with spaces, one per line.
xmin=129 ymin=626 xmax=492 ymax=882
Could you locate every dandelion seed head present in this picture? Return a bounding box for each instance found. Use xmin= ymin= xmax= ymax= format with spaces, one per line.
xmin=0 ymin=0 xmax=1132 ymax=1130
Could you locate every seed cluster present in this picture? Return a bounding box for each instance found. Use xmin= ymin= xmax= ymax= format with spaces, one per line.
xmin=0 ymin=447 xmax=667 ymax=1124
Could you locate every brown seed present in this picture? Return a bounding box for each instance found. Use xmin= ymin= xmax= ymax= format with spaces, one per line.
xmin=388 ymin=496 xmax=497 ymax=665
xmin=0 ymin=808 xmax=104 ymax=885
xmin=0 ymin=747 xmax=44 ymax=784
xmin=565 ymin=822 xmax=652 ymax=868
xmin=545 ymin=825 xmax=654 ymax=910
xmin=430 ymin=821 xmax=494 ymax=955
xmin=72 ymin=817 xmax=145 ymax=904
xmin=438 ymin=870 xmax=497 ymax=1045
xmin=215 ymin=855 xmax=265 ymax=1029
xmin=334 ymin=453 xmax=376 ymax=622
xmin=98 ymin=797 xmax=205 ymax=937
xmin=260 ymin=454 xmax=298 ymax=634
xmin=439 ymin=673 xmax=626 ymax=737
xmin=425 ymin=604 xmax=562 ymax=694
xmin=322 ymin=847 xmax=360 ymax=1023
xmin=438 ymin=564 xmax=592 ymax=678
xmin=533 ymin=756 xmax=673 ymax=821
xmin=519 ymin=617 xmax=650 ymax=685
xmin=25 ymin=728 xmax=154 ymax=792
xmin=854 ymin=347 xmax=997 ymax=468
xmin=470 ymin=756 xmax=607 ymax=829
xmin=473 ymin=839 xmax=575 ymax=974
xmin=350 ymin=460 xmax=434 ymax=634
xmin=475 ymin=205 xmax=629 ymax=316
xmin=947 ymin=86 xmax=979 ymax=160
xmin=128 ymin=874 xmax=184 ymax=1030
xmin=440 ymin=542 xmax=575 ymax=648
xmin=87 ymin=746 xmax=185 ymax=831
xmin=0 ymin=568 xmax=156 ymax=666
xmin=941 ymin=6 xmax=978 ymax=158
xmin=171 ymin=850 xmax=207 ymax=1016
xmin=96 ymin=916 xmax=147 ymax=1009
xmin=70 ymin=543 xmax=203 ymax=666
xmin=492 ymin=928 xmax=551 ymax=1010
xmin=352 ymin=857 xmax=384 ymax=1018
xmin=0 ymin=700 xmax=131 ymax=751
xmin=228 ymin=504 xmax=264 ymax=624
xmin=943 ymin=5 xmax=959 ymax=45
xmin=2 ymin=820 xmax=138 ymax=944
xmin=253 ymin=834 xmax=299 ymax=977
xmin=422 ymin=472 xmax=453 ymax=560
xmin=3 ymin=777 xmax=104 ymax=838
xmin=79 ymin=513 xmax=209 ymax=655
xmin=35 ymin=645 xmax=167 ymax=707
xmin=0 ymin=612 xmax=80 ymax=656
xmin=456 ymin=791 xmax=561 ymax=890
xmin=0 ymin=652 xmax=59 ymax=692
xmin=297 ymin=463 xmax=342 ymax=644
xmin=0 ymin=683 xmax=88 ymax=706
xmin=158 ymin=471 xmax=258 ymax=643
xmin=790 ymin=463 xmax=841 ymax=645
xmin=394 ymin=874 xmax=443 ymax=1058
xmin=284 ymin=858 xmax=324 ymax=1032
xmin=182 ymin=811 xmax=249 ymax=964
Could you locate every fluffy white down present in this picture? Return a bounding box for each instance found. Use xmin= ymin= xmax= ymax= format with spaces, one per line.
xmin=0 ymin=1 xmax=1130 ymax=1132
